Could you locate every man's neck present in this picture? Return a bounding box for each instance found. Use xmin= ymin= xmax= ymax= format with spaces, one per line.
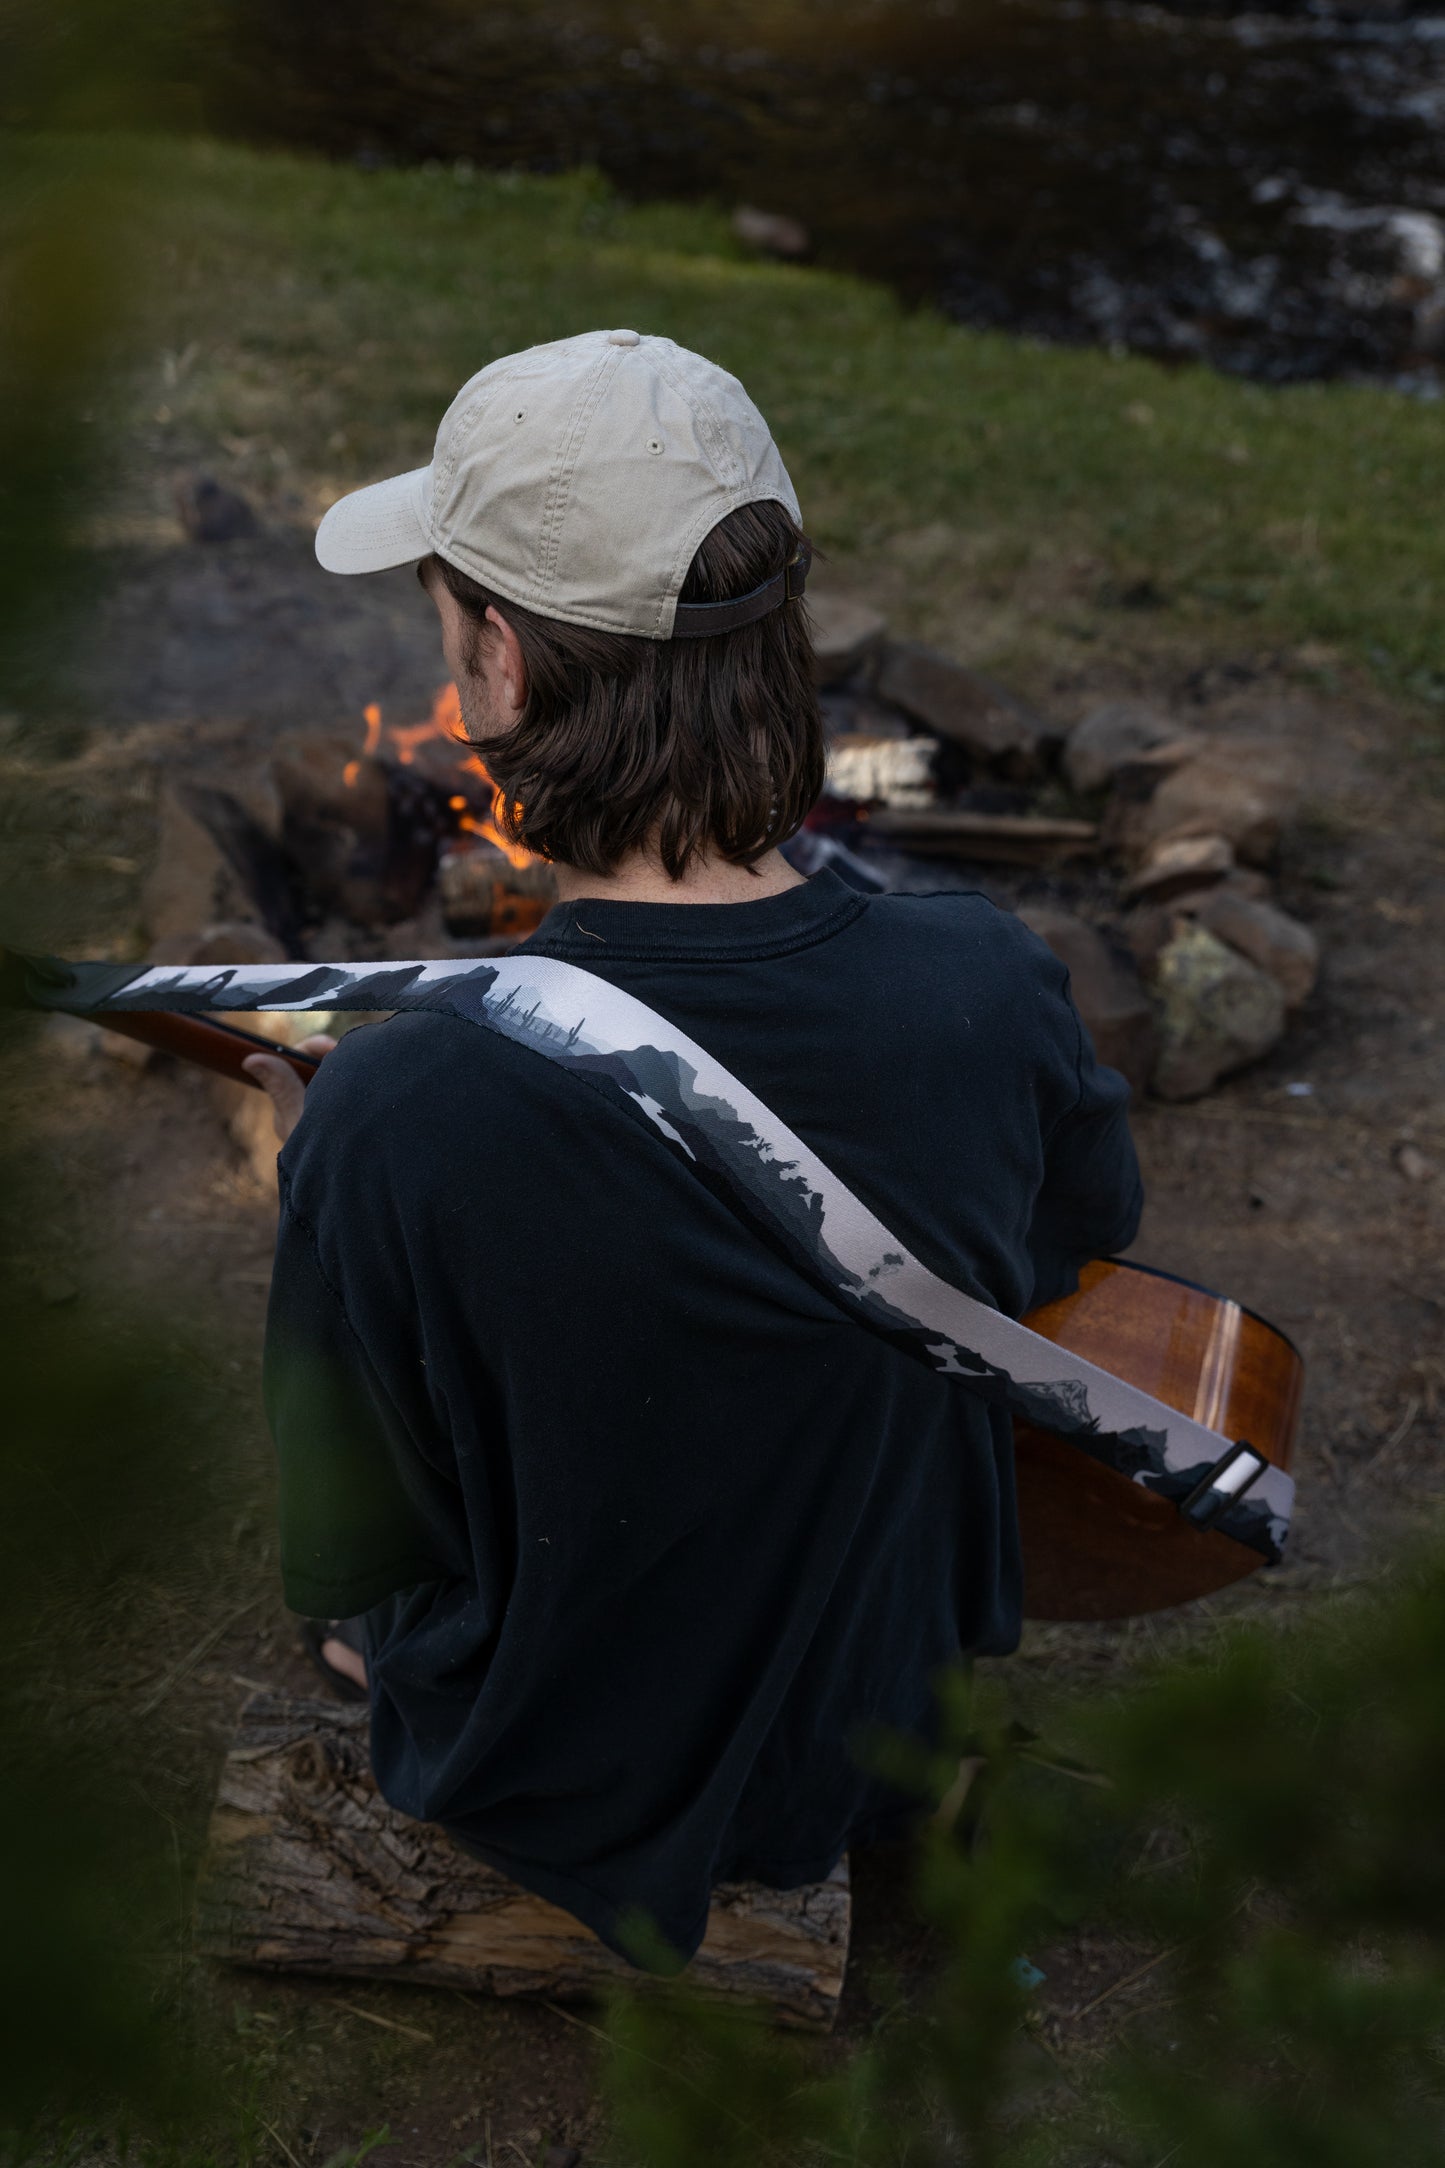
xmin=551 ymin=846 xmax=807 ymax=909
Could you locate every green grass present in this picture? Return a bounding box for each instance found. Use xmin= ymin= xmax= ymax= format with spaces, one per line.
xmin=10 ymin=129 xmax=1445 ymax=700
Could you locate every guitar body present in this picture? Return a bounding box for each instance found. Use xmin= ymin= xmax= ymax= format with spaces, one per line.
xmin=1015 ymin=1259 xmax=1303 ymax=1621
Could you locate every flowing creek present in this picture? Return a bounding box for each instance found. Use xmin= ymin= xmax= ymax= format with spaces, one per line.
xmin=218 ymin=0 xmax=1445 ymax=384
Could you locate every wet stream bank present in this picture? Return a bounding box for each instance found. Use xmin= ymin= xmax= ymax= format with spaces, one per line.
xmin=209 ymin=0 xmax=1445 ymax=384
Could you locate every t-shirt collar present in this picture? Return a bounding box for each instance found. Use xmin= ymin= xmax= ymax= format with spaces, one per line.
xmin=522 ymin=867 xmax=866 ymax=961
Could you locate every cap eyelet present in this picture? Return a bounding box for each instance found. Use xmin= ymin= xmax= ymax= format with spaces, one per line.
xmin=513 ymin=407 xmax=527 ymax=423
xmin=647 ymin=437 xmax=664 ymax=455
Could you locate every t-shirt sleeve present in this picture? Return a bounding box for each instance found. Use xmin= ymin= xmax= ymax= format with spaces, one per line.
xmin=263 ymin=1172 xmax=458 ymax=1618
xmin=1026 ymin=996 xmax=1144 ymax=1310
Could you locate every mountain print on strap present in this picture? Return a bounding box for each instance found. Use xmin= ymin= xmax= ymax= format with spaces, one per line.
xmin=14 ymin=946 xmax=1294 ymax=1563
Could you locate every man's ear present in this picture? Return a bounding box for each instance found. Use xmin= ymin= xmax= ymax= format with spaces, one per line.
xmin=486 ymin=605 xmax=528 ymax=719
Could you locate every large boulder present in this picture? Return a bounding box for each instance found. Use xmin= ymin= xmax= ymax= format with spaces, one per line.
xmin=1151 ymin=922 xmax=1287 ymax=1099
xmin=1017 ymin=903 xmax=1156 ymax=1098
xmin=1064 ymin=699 xmax=1184 ymax=793
xmin=876 ymin=642 xmax=1059 ymax=776
xmin=1176 ymin=888 xmax=1320 ymax=1009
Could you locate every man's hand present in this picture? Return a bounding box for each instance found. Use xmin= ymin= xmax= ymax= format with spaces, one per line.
xmin=242 ymin=1033 xmax=338 ymax=1144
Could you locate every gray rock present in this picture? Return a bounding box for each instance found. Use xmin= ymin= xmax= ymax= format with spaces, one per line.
xmin=148 ymin=921 xmax=289 ymax=968
xmin=1117 ymin=903 xmax=1176 ymax=976
xmin=1178 ymin=889 xmax=1320 ymax=1008
xmin=806 ymin=591 xmax=888 ymax=687
xmin=175 ymin=473 xmax=259 ymax=543
xmin=1116 ymin=741 xmax=1304 ymax=868
xmin=1151 ymin=922 xmax=1287 ymax=1099
xmin=875 ymin=642 xmax=1058 ymax=776
xmin=1064 ymin=700 xmax=1183 ymax=793
xmin=1122 ymin=832 xmax=1234 ymax=904
xmin=1394 ymin=1142 xmax=1435 ymax=1183
xmin=731 ymin=205 xmax=810 ymax=258
xmin=1017 ymin=903 xmax=1156 ymax=1097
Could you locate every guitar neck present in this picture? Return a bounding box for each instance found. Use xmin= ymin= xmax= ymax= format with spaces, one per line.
xmin=92 ymin=1010 xmax=322 ymax=1088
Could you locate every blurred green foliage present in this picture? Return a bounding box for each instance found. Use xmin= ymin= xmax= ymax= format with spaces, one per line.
xmin=605 ymin=1563 xmax=1445 ymax=2165
xmin=0 ymin=3 xmax=214 ymax=2146
xmin=0 ymin=1307 xmax=203 ymax=2133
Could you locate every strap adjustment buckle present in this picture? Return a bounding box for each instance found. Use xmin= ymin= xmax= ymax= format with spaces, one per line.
xmin=1179 ymin=1440 xmax=1268 ymax=1530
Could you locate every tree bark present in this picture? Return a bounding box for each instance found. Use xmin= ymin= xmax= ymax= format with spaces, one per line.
xmin=195 ymin=1694 xmax=850 ymax=2031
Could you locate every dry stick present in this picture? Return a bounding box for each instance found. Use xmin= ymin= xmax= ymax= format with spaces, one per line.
xmin=1383 ymin=1395 xmax=1422 ymax=1454
xmin=1069 ymin=1945 xmax=1177 ymax=2023
xmin=263 ymin=2123 xmax=306 ymax=2168
xmin=133 ymin=1595 xmax=263 ymax=1719
xmin=327 ymin=1996 xmax=435 ymax=2046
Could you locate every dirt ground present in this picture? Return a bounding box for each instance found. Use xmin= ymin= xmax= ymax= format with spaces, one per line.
xmin=2 ymin=516 xmax=1442 ymax=2164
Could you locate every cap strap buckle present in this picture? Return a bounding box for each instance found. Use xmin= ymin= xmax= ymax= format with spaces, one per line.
xmin=671 ymin=541 xmax=812 ymax=639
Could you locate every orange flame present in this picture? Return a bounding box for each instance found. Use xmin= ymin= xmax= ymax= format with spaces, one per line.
xmin=345 ymin=684 xmax=537 ymax=869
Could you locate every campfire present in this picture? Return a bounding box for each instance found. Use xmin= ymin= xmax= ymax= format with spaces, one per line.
xmin=182 ymin=682 xmax=558 ymax=955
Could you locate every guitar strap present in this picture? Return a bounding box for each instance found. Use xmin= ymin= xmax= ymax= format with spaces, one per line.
xmin=11 ymin=944 xmax=1295 ymax=1564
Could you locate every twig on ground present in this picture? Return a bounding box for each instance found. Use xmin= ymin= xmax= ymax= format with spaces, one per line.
xmin=1383 ymin=1395 xmax=1421 ymax=1454
xmin=1069 ymin=1946 xmax=1176 ymax=2022
xmin=263 ymin=2122 xmax=306 ymax=2168
xmin=133 ymin=1594 xmax=263 ymax=1718
xmin=326 ymin=1996 xmax=434 ymax=2045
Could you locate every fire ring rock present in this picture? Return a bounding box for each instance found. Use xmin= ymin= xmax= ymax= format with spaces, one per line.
xmin=1176 ymin=889 xmax=1320 ymax=1009
xmin=1017 ymin=903 xmax=1156 ymax=1100
xmin=875 ymin=642 xmax=1059 ymax=777
xmin=1150 ymin=922 xmax=1287 ymax=1100
xmin=1064 ymin=700 xmax=1183 ymax=794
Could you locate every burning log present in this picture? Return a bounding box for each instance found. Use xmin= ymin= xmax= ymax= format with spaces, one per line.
xmin=196 ymin=1694 xmax=851 ymax=2030
xmin=272 ymin=737 xmax=449 ymax=929
xmin=438 ymin=838 xmax=557 ymax=939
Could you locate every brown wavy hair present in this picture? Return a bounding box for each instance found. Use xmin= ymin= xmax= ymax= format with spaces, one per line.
xmin=431 ymin=500 xmax=824 ymax=879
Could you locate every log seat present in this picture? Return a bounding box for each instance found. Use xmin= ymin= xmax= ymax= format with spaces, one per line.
xmin=195 ymin=1693 xmax=851 ymax=2031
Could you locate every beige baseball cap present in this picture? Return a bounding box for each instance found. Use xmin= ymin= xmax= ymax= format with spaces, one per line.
xmin=314 ymin=328 xmax=803 ymax=641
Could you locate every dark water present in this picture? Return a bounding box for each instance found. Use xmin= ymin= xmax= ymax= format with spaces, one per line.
xmin=215 ymin=0 xmax=1445 ymax=384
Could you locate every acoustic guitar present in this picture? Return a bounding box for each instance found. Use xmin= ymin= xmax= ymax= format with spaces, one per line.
xmin=61 ymin=1007 xmax=1304 ymax=1625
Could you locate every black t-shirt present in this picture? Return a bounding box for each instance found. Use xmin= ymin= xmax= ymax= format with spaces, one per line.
xmin=264 ymin=870 xmax=1142 ymax=1961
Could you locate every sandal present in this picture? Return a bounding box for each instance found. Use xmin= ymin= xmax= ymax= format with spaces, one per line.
xmin=298 ymin=1616 xmax=369 ymax=1703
